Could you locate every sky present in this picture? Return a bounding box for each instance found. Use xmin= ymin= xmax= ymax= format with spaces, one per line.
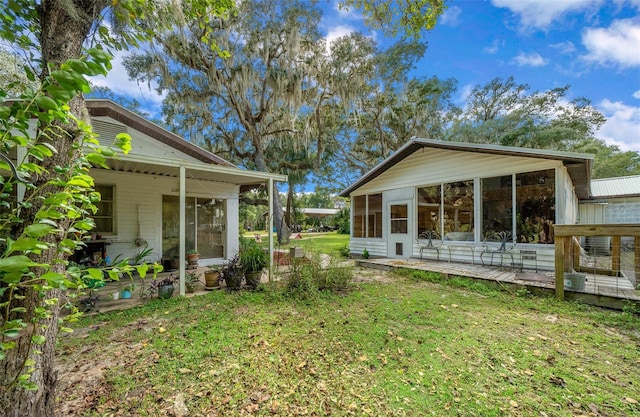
xmin=92 ymin=0 xmax=640 ymax=153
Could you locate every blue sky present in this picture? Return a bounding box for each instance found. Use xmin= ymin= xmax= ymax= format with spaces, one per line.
xmin=92 ymin=0 xmax=640 ymax=152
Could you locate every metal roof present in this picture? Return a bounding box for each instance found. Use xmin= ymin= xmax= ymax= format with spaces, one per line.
xmin=339 ymin=138 xmax=594 ymax=198
xmin=590 ymin=175 xmax=640 ymax=198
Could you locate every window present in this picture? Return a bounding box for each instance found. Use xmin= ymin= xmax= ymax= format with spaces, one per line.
xmin=162 ymin=196 xmax=227 ymax=260
xmin=352 ymin=193 xmax=382 ymax=238
xmin=94 ymin=185 xmax=114 ymax=234
xmin=417 ymin=181 xmax=474 ymax=241
xmin=516 ymin=169 xmax=555 ymax=243
xmin=482 ymin=175 xmax=512 ymax=239
xmin=390 ymin=204 xmax=408 ymax=234
xmin=443 ymin=180 xmax=474 ymax=239
xmin=417 ymin=185 xmax=441 ymax=237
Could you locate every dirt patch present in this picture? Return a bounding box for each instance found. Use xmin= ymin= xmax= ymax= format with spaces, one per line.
xmin=351 ymin=267 xmax=397 ymax=284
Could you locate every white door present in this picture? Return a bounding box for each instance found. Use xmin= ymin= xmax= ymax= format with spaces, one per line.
xmin=387 ymin=200 xmax=413 ymax=258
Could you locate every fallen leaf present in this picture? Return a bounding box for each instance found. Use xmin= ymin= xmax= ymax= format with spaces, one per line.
xmin=509 ymin=400 xmax=518 ymax=407
xmin=625 ymin=397 xmax=638 ymax=404
xmin=158 ymin=327 xmax=166 ymax=333
xmin=549 ymin=376 xmax=566 ymax=387
xmin=178 ymin=368 xmax=192 ymax=374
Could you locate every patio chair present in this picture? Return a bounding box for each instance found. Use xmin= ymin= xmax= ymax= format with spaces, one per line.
xmin=418 ymin=230 xmax=441 ymax=261
xmin=480 ymin=231 xmax=515 ymax=268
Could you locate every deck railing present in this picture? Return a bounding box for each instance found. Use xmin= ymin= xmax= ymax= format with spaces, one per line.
xmin=553 ymin=224 xmax=640 ymax=299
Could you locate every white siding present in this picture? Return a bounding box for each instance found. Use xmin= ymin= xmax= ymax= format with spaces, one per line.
xmin=558 ymin=165 xmax=578 ymax=225
xmin=92 ymin=118 xmax=202 ymax=163
xmin=357 ymin=148 xmax=561 ymax=194
xmin=90 ymin=169 xmax=238 ymax=263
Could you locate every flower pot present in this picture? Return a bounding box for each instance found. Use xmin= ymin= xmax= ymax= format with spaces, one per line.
xmin=224 ymin=275 xmax=243 ymax=291
xmin=158 ymin=284 xmax=174 ymax=299
xmin=111 ymin=291 xmax=119 ymax=300
xmin=245 ymin=270 xmax=262 ymax=289
xmin=186 ymin=254 xmax=199 ymax=267
xmin=120 ymin=290 xmax=132 ymax=299
xmin=204 ymin=271 xmax=221 ymax=288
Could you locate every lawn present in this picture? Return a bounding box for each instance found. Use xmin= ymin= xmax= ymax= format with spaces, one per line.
xmin=55 ymin=269 xmax=640 ymax=417
xmin=245 ymin=231 xmax=350 ymax=257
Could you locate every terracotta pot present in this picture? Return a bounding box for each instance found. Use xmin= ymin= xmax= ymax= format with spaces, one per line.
xmin=186 ymin=254 xmax=199 ymax=266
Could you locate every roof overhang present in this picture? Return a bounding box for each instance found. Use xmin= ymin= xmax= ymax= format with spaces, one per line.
xmin=101 ymin=153 xmax=287 ymax=190
xmin=339 ymin=138 xmax=594 ymax=199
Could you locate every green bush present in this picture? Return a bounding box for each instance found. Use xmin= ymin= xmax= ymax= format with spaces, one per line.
xmin=280 ymin=251 xmax=353 ymax=299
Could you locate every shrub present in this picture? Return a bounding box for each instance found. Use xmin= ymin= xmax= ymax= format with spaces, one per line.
xmin=279 ymin=251 xmax=353 ymax=299
xmin=338 ymin=244 xmax=350 ymax=258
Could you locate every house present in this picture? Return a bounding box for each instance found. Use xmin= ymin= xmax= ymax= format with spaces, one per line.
xmin=578 ymin=175 xmax=640 ymax=253
xmin=339 ymin=138 xmax=594 ymax=270
xmin=32 ymin=99 xmax=286 ymax=294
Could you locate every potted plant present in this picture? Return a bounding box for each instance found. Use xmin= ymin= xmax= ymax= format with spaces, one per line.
xmin=220 ymin=253 xmax=244 ymax=290
xmin=240 ymin=241 xmax=268 ymax=289
xmin=144 ymin=275 xmax=178 ymax=299
xmin=185 ymin=271 xmax=201 ymax=293
xmin=120 ymin=283 xmax=136 ymax=299
xmin=186 ymin=249 xmax=199 ymax=267
xmin=204 ymin=264 xmax=221 ymax=289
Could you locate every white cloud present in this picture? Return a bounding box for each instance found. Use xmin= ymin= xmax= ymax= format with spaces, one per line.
xmin=582 ymin=18 xmax=640 ymax=68
xmin=483 ymin=39 xmax=501 ymax=54
xmin=491 ymin=0 xmax=603 ymax=29
xmin=549 ymin=41 xmax=576 ymax=54
xmin=633 ymin=89 xmax=640 ymax=99
xmin=89 ymin=49 xmax=165 ymax=109
xmin=325 ymin=25 xmax=357 ymax=49
xmin=332 ymin=0 xmax=363 ymax=21
xmin=597 ymin=99 xmax=640 ymax=152
xmin=440 ymin=6 xmax=462 ymax=27
xmin=512 ymin=52 xmax=548 ymax=67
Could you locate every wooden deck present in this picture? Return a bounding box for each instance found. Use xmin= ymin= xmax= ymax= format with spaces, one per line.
xmin=356 ymin=257 xmax=640 ymax=308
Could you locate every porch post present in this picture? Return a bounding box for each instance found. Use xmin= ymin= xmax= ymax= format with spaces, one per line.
xmin=268 ymin=177 xmax=274 ymax=282
xmin=179 ymin=165 xmax=186 ymax=296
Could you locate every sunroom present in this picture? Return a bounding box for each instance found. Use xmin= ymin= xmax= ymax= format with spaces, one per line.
xmin=340 ymin=138 xmax=592 ymax=271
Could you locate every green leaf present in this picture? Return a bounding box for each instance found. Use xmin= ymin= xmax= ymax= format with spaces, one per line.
xmin=41 ymin=271 xmax=65 ymax=288
xmin=24 ymin=223 xmax=54 ymax=238
xmin=86 ymin=153 xmax=106 ymax=166
xmin=85 ymin=268 xmax=103 ymax=280
xmin=5 ymin=237 xmax=39 ymax=254
xmin=2 ymin=329 xmax=20 ymax=339
xmin=115 ymin=133 xmax=132 ymax=154
xmin=0 ymin=255 xmax=38 ymax=273
xmin=135 ymin=263 xmax=149 ymax=278
xmin=31 ymin=335 xmax=46 ymax=345
xmin=35 ymin=95 xmax=58 ymax=111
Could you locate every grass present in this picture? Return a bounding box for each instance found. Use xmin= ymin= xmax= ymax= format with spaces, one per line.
xmin=245 ymin=231 xmax=350 ymax=258
xmin=55 ymin=271 xmax=640 ymax=417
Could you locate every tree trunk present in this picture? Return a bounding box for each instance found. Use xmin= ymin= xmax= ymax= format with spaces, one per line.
xmin=0 ymin=2 xmax=106 ymax=416
xmin=254 ymin=152 xmax=290 ymax=244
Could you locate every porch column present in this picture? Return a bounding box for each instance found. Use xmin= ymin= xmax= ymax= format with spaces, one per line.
xmin=178 ymin=165 xmax=186 ymax=296
xmin=268 ymin=177 xmax=274 ymax=282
